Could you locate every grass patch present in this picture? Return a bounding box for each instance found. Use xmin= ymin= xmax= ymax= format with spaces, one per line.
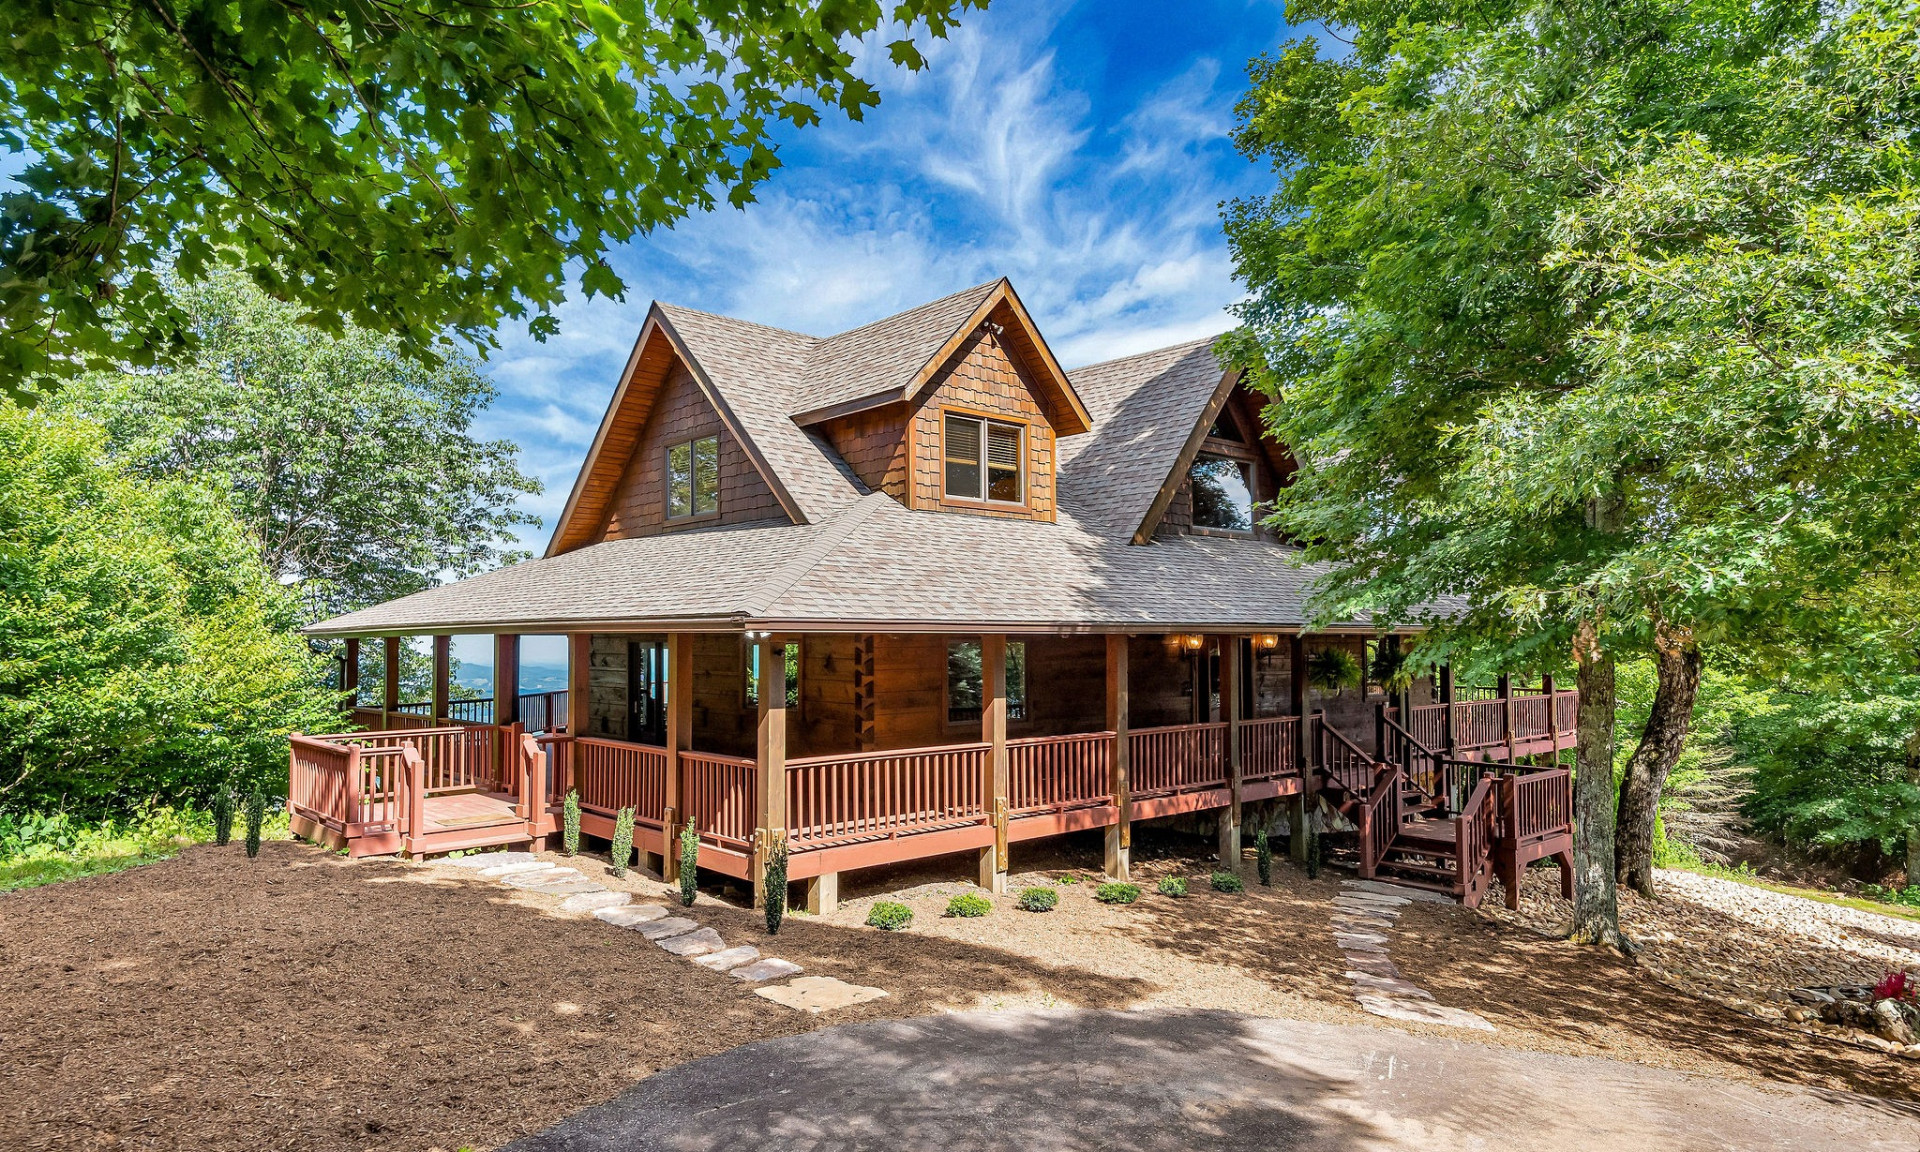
xmin=1672 ymin=861 xmax=1920 ymax=924
xmin=0 ymin=806 xmax=291 ymax=892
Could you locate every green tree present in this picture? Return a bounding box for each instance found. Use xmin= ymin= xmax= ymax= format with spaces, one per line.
xmin=0 ymin=403 xmax=337 ymax=816
xmin=54 ymin=271 xmax=540 ymax=623
xmin=1223 ymin=0 xmax=1920 ymax=944
xmin=0 ymin=0 xmax=986 ymax=394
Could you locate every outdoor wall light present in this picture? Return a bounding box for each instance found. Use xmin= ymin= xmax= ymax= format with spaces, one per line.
xmin=1253 ymin=633 xmax=1281 ymax=651
xmin=1178 ymin=633 xmax=1207 ymax=652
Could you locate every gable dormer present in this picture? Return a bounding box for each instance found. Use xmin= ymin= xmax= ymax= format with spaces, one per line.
xmin=1145 ymin=375 xmax=1296 ymax=542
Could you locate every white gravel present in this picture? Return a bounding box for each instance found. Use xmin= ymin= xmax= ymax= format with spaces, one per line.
xmin=1655 ymin=869 xmax=1920 ymax=970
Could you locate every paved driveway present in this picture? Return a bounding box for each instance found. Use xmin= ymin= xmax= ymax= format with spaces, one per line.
xmin=505 ymin=1008 xmax=1920 ymax=1152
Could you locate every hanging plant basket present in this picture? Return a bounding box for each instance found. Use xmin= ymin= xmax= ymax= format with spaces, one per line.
xmin=1306 ymin=647 xmax=1363 ymax=692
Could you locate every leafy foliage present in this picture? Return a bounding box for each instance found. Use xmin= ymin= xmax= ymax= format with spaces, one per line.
xmin=1735 ymin=682 xmax=1920 ymax=858
xmin=865 ymin=900 xmax=913 ymax=930
xmin=1017 ymin=887 xmax=1058 ymax=912
xmin=242 ymin=790 xmax=265 ymax=859
xmin=1156 ymin=876 xmax=1188 ymax=898
xmin=1305 ymin=648 xmax=1361 ymax=692
xmin=1094 ymin=882 xmax=1139 ymax=905
xmin=0 ymin=404 xmax=337 ymax=817
xmin=1209 ymin=871 xmax=1244 ymax=894
xmin=677 ymin=822 xmax=699 ymax=907
xmin=0 ymin=0 xmax=987 ymax=393
xmin=610 ymin=806 xmax=634 ymax=878
xmin=764 ymin=837 xmax=788 ymax=936
xmin=562 ymin=791 xmax=581 ymax=857
xmin=1255 ymin=829 xmax=1272 ymax=887
xmin=945 ymin=892 xmax=992 ymax=918
xmin=211 ymin=791 xmax=234 ymax=848
xmin=0 ymin=805 xmax=289 ymax=891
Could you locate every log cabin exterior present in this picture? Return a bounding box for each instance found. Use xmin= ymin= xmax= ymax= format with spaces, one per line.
xmin=293 ymin=280 xmax=1575 ymax=908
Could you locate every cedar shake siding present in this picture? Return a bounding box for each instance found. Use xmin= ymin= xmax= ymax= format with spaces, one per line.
xmin=599 ymin=361 xmax=787 ymax=541
xmin=908 ymin=322 xmax=1060 ymax=520
xmin=817 ymin=405 xmax=912 ymax=501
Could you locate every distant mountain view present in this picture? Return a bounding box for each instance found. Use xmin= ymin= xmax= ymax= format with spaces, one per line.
xmin=453 ymin=661 xmax=570 ymax=698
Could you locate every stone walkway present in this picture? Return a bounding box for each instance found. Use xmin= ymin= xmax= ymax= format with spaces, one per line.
xmin=1333 ymin=879 xmax=1494 ymax=1032
xmin=443 ymin=851 xmax=886 ymax=1013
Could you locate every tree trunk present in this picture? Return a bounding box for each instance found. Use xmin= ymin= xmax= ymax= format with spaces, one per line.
xmin=1568 ymin=615 xmax=1629 ymax=949
xmin=1614 ymin=624 xmax=1703 ymax=897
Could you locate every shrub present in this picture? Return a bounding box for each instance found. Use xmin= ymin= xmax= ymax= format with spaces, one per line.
xmin=1255 ymin=828 xmax=1272 ymax=886
xmin=677 ymin=822 xmax=699 ymax=907
xmin=1057 ymin=874 xmax=1081 ymax=885
xmin=764 ymin=838 xmax=788 ymax=936
xmin=609 ymin=806 xmax=634 ymax=878
xmin=1156 ymin=876 xmax=1188 ymax=898
xmin=866 ymin=900 xmax=913 ymax=930
xmin=1210 ymin=870 xmax=1244 ymax=893
xmin=242 ymin=790 xmax=266 ymax=859
xmin=1018 ymin=887 xmax=1058 ymax=912
xmin=211 ymin=791 xmax=235 ymax=847
xmin=946 ymin=892 xmax=993 ymax=918
xmin=561 ymin=790 xmax=581 ymax=856
xmin=1095 ymin=882 xmax=1140 ymax=905
xmin=1305 ymin=827 xmax=1321 ymax=880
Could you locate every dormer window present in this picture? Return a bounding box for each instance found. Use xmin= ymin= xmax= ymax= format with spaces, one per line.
xmin=1190 ymin=453 xmax=1255 ymax=532
xmin=943 ymin=413 xmax=1024 ymax=504
xmin=667 ymin=435 xmax=718 ymax=519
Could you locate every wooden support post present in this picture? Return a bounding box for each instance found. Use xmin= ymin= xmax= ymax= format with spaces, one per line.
xmin=805 ymin=872 xmax=839 ymax=915
xmin=662 ymin=632 xmax=692 ymax=880
xmin=1105 ymin=633 xmax=1131 ymax=881
xmin=342 ymin=638 xmax=360 ymax=707
xmin=1440 ymin=663 xmax=1457 ymax=756
xmin=1543 ymin=672 xmax=1560 ymax=764
xmin=566 ymin=634 xmax=591 ymax=737
xmin=753 ymin=634 xmax=788 ymax=910
xmin=382 ymin=637 xmax=401 ymax=725
xmin=1499 ymin=672 xmax=1516 ymax=762
xmin=493 ymin=634 xmax=520 ymax=727
xmin=1220 ymin=635 xmax=1243 ymax=866
xmin=431 ymin=635 xmax=451 ymax=723
xmin=978 ymin=634 xmax=1010 ymax=893
xmin=1289 ymin=634 xmax=1310 ymax=863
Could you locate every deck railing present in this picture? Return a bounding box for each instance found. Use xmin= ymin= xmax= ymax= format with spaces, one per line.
xmin=1507 ymin=768 xmax=1572 ymax=843
xmin=289 ymin=735 xmax=409 ymax=832
xmin=786 ymin=743 xmax=988 ymax=850
xmin=1240 ymin=716 xmax=1299 ymax=783
xmin=1316 ymin=716 xmax=1378 ymax=796
xmin=1400 ymin=691 xmax=1577 ymax=755
xmin=681 ymin=751 xmax=759 ymax=851
xmin=308 ymin=725 xmax=510 ymax=795
xmin=1356 ymin=763 xmax=1403 ymax=879
xmin=1379 ymin=712 xmax=1443 ymax=800
xmin=1009 ymin=732 xmax=1113 ymax=814
xmin=1455 ymin=775 xmax=1499 ymax=905
xmin=1129 ymin=722 xmax=1228 ymax=796
xmin=385 ymin=690 xmax=569 ymax=731
xmin=568 ymin=736 xmax=668 ymax=827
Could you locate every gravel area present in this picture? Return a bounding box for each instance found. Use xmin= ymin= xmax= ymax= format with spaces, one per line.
xmin=1654 ymin=869 xmax=1920 ymax=965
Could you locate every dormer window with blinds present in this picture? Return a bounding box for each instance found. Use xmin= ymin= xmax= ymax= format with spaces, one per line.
xmin=943 ymin=412 xmax=1024 ymax=504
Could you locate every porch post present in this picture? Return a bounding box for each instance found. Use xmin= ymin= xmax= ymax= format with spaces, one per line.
xmin=753 ymin=634 xmax=788 ymax=910
xmin=1499 ymin=672 xmax=1516 ymax=762
xmin=342 ymin=638 xmax=360 ymax=707
xmin=1220 ymin=635 xmax=1243 ymax=866
xmin=382 ymin=636 xmax=401 ymax=724
xmin=431 ymin=635 xmax=451 ymax=723
xmin=978 ymin=633 xmax=1010 ymax=894
xmin=1289 ymin=634 xmax=1310 ymax=863
xmin=566 ymin=633 xmax=591 ymax=737
xmin=661 ymin=632 xmax=692 ymax=880
xmin=1105 ymin=633 xmax=1131 ymax=881
xmin=1543 ymin=672 xmax=1560 ymax=764
xmin=1440 ymin=663 xmax=1457 ymax=755
xmin=493 ymin=634 xmax=521 ymax=726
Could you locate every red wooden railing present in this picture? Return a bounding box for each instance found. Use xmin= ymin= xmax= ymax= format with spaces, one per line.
xmin=787 ymin=743 xmax=988 ymax=850
xmin=1455 ymin=775 xmax=1499 ymax=906
xmin=1129 ymin=722 xmax=1228 ymax=796
xmin=1316 ymin=716 xmax=1376 ymax=796
xmin=1452 ymin=699 xmax=1507 ymax=750
xmin=1507 ymin=768 xmax=1572 ymax=844
xmin=308 ymin=725 xmax=512 ymax=795
xmin=1240 ymin=716 xmax=1299 ymax=782
xmin=1356 ymin=763 xmax=1403 ymax=879
xmin=1553 ymin=689 xmax=1578 ymax=738
xmin=567 ymin=737 xmax=668 ymax=827
xmin=1379 ymin=712 xmax=1443 ymax=800
xmin=1405 ymin=702 xmax=1447 ymax=750
xmin=1009 ymin=732 xmax=1112 ymax=814
xmin=681 ymin=751 xmax=758 ymax=850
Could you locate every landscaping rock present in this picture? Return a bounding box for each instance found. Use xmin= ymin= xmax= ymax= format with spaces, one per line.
xmin=1342 ymin=952 xmax=1404 ymax=979
xmin=730 ymin=958 xmax=804 ymax=983
xmin=635 ymin=916 xmax=699 ymax=941
xmin=501 ymin=867 xmax=583 ymax=888
xmin=1332 ymin=896 xmax=1406 ymax=914
xmin=1872 ymin=1000 xmax=1917 ymax=1046
xmin=1334 ymin=930 xmax=1390 ymax=948
xmin=445 ymin=851 xmax=535 ymax=870
xmin=754 ymin=975 xmax=888 ymax=1013
xmin=595 ymin=904 xmax=671 ymax=928
xmin=1342 ymin=880 xmax=1451 ymax=904
xmin=560 ymin=891 xmax=630 ymax=914
xmin=691 ymin=946 xmax=761 ymax=972
xmin=518 ymin=879 xmax=606 ymax=896
xmin=1348 ymin=971 xmax=1435 ymax=1000
xmin=657 ymin=927 xmax=726 ymax=957
xmin=478 ymin=859 xmax=558 ymax=878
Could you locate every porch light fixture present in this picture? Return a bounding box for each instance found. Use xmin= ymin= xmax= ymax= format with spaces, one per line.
xmin=1253 ymin=633 xmax=1281 ymax=651
xmin=1178 ymin=633 xmax=1207 ymax=652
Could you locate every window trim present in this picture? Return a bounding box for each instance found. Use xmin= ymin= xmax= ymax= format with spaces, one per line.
xmin=940 ymin=409 xmax=1027 ymax=507
xmin=1188 ymin=451 xmax=1259 ymax=535
xmin=664 ymin=434 xmax=721 ymax=523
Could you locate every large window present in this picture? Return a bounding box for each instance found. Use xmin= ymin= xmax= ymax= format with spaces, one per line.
xmin=1190 ymin=453 xmax=1255 ymax=531
xmin=667 ymin=435 xmax=719 ymax=519
xmin=943 ymin=413 xmax=1024 ymax=504
xmin=946 ymin=640 xmax=1028 ymax=724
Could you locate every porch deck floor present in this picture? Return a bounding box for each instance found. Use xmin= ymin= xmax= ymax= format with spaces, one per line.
xmin=422 ymin=791 xmax=523 ymax=830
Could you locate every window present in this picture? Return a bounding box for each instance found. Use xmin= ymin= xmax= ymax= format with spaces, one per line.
xmin=943 ymin=413 xmax=1024 ymax=504
xmin=745 ymin=641 xmax=800 ymax=709
xmin=946 ymin=640 xmax=1028 ymax=724
xmin=667 ymin=435 xmax=719 ymax=519
xmin=1190 ymin=453 xmax=1255 ymax=531
xmin=1207 ymin=415 xmax=1245 ymax=442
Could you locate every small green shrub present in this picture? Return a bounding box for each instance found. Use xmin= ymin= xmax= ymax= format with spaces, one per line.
xmin=1210 ymin=870 xmax=1244 ymax=893
xmin=609 ymin=806 xmax=634 ymax=877
xmin=1156 ymin=876 xmax=1188 ymax=898
xmin=242 ymin=790 xmax=266 ymax=859
xmin=764 ymin=839 xmax=788 ymax=935
xmin=1255 ymin=828 xmax=1272 ymax=886
xmin=866 ymin=900 xmax=914 ymax=930
xmin=562 ymin=790 xmax=581 ymax=856
xmin=1305 ymin=827 xmax=1321 ymax=880
xmin=1057 ymin=874 xmax=1080 ymax=885
xmin=1018 ymin=887 xmax=1058 ymax=912
xmin=946 ymin=892 xmax=993 ymax=917
xmin=677 ymin=822 xmax=699 ymax=907
xmin=1095 ymin=882 xmax=1140 ymax=905
xmin=211 ymin=791 xmax=235 ymax=847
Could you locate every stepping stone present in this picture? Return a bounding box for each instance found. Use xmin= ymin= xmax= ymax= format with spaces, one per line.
xmin=1333 ymin=896 xmax=1403 ymax=914
xmin=1344 ymin=952 xmax=1404 ymax=979
xmin=754 ymin=975 xmax=887 ymax=1013
xmin=561 ymin=891 xmax=630 ymax=913
xmin=1344 ymin=880 xmax=1455 ymax=904
xmin=1337 ymin=939 xmax=1388 ymax=955
xmin=1349 ymin=971 xmax=1434 ymax=999
xmin=657 ymin=927 xmax=726 ymax=957
xmin=730 ymin=957 xmax=804 ymax=983
xmin=691 ymin=946 xmax=761 ymax=972
xmin=501 ymin=867 xmax=582 ymax=887
xmin=1355 ymin=993 xmax=1495 ymax=1032
xmin=446 ymin=851 xmax=535 ymax=870
xmin=1331 ymin=914 xmax=1396 ymax=931
xmin=1334 ymin=930 xmax=1389 ymax=948
xmin=519 ymin=878 xmax=605 ymax=896
xmin=596 ymin=904 xmax=670 ymax=928
xmin=479 ymin=859 xmax=559 ymax=877
xmin=635 ymin=916 xmax=699 ymax=941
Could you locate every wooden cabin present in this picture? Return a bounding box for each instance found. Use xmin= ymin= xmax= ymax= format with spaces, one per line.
xmin=292 ymin=280 xmax=1575 ymax=908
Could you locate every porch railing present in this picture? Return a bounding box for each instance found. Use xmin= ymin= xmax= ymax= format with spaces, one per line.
xmin=682 ymin=751 xmax=759 ymax=851
xmin=385 ymin=690 xmax=569 ymax=731
xmin=1316 ymin=715 xmax=1377 ymax=796
xmin=307 ymin=725 xmax=512 ymax=795
xmin=1240 ymin=715 xmax=1299 ymax=783
xmin=786 ymin=743 xmax=988 ymax=850
xmin=567 ymin=736 xmax=668 ymax=828
xmin=1129 ymin=722 xmax=1228 ymax=796
xmin=1506 ymin=768 xmax=1572 ymax=844
xmin=1009 ymin=731 xmax=1113 ymax=815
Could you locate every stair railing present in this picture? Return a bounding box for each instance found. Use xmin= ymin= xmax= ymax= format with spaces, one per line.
xmin=1378 ymin=707 xmax=1444 ymax=806
xmin=1356 ymin=762 xmax=1404 ymax=879
xmin=1453 ymin=775 xmax=1499 ymax=907
xmin=1315 ymin=713 xmax=1378 ymax=798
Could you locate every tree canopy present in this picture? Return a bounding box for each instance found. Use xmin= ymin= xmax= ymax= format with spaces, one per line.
xmin=54 ymin=271 xmax=541 ymax=622
xmin=0 ymin=0 xmax=985 ymax=395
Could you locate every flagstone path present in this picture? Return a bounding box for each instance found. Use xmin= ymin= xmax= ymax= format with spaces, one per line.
xmin=1334 ymin=879 xmax=1494 ymax=1032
